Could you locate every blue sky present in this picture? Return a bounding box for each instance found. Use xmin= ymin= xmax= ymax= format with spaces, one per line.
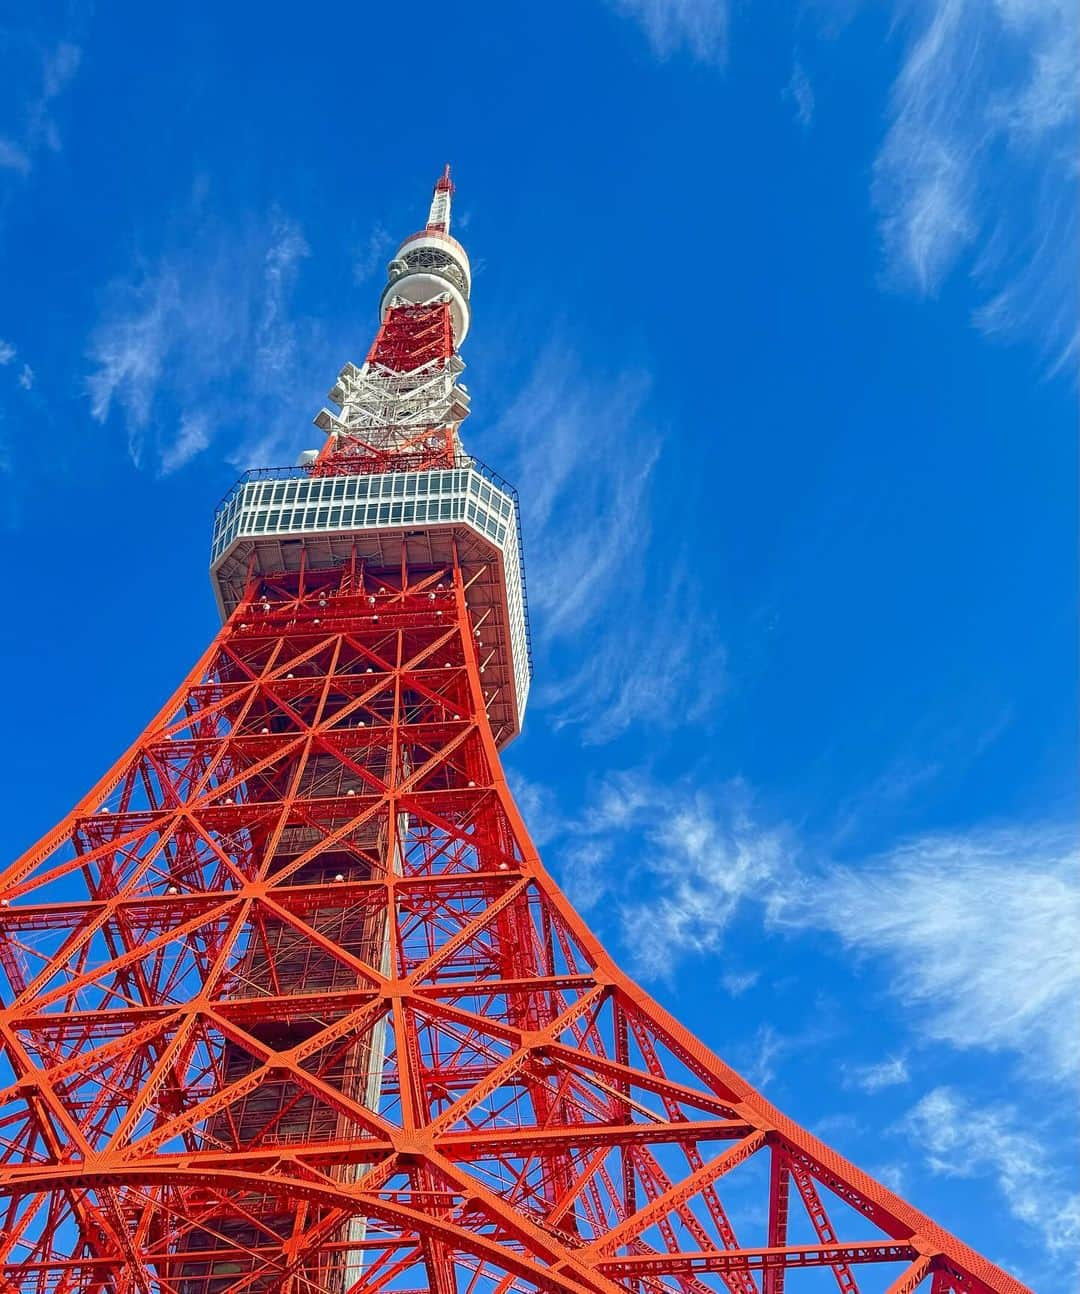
xmin=0 ymin=1 xmax=1076 ymax=1287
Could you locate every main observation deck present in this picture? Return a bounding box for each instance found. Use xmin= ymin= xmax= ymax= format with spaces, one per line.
xmin=209 ymin=457 xmax=532 ymax=742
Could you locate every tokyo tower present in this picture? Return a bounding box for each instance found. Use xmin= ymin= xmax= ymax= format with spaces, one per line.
xmin=0 ymin=169 xmax=1030 ymax=1294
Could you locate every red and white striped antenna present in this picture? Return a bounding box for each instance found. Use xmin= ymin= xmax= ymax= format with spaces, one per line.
xmin=426 ymin=163 xmax=454 ymax=232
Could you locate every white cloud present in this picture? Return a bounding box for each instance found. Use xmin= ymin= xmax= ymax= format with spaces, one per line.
xmin=720 ymin=969 xmax=759 ymax=996
xmin=25 ymin=41 xmax=81 ymax=155
xmin=87 ymin=205 xmax=325 ymax=473
xmin=831 ymin=756 xmax=944 ymax=843
xmin=772 ymin=824 xmax=1080 ymax=1084
xmin=0 ymin=138 xmax=30 ymax=174
xmin=506 ymin=770 xmax=566 ymax=847
xmin=87 ymin=271 xmax=176 ymax=451
xmin=740 ymin=1023 xmax=785 ymax=1089
xmin=872 ymin=1162 xmax=907 ymax=1194
xmin=159 ymin=411 xmax=211 ymax=476
xmin=784 ymin=60 xmax=815 ymax=128
xmin=17 ymin=364 xmax=33 ymax=391
xmin=845 ymin=1055 xmax=910 ymax=1093
xmin=607 ymin=0 xmax=1077 ymax=368
xmin=873 ymin=1 xmax=978 ymax=296
xmin=905 ymin=1087 xmax=1080 ymax=1264
xmin=0 ymin=341 xmax=14 ymax=365
xmin=483 ymin=348 xmax=725 ymax=741
xmin=540 ymin=565 xmax=727 ymax=743
xmin=488 ymin=349 xmax=656 ymax=640
xmin=254 ymin=218 xmax=310 ymax=389
xmin=621 ymin=788 xmax=785 ymax=979
xmin=546 ymin=770 xmax=787 ymax=978
xmin=539 ymin=762 xmax=1078 ymax=1083
xmin=353 ymin=223 xmax=394 ymax=284
xmin=561 ymin=839 xmax=617 ymax=913
xmin=872 ymin=0 xmax=1078 ymax=368
xmin=609 ymin=0 xmax=728 ymax=64
xmin=0 ymin=39 xmax=81 ymax=175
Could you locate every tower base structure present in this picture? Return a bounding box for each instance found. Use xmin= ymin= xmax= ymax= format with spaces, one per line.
xmin=0 ymin=548 xmax=1027 ymax=1294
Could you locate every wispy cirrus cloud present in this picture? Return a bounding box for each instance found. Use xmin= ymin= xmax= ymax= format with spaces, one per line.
xmin=0 ymin=39 xmax=81 ymax=176
xmin=904 ymin=1086 xmax=1080 ymax=1270
xmin=872 ymin=0 xmax=1078 ymax=369
xmin=486 ymin=348 xmax=725 ymax=740
xmin=605 ymin=0 xmax=1078 ymax=368
xmin=0 ymin=340 xmax=34 ymax=395
xmin=487 ymin=349 xmax=656 ymax=640
xmin=352 ymin=223 xmax=394 ymax=284
xmin=536 ymin=769 xmax=787 ymax=976
xmin=844 ymin=1055 xmax=910 ymax=1093
xmin=618 ymin=781 xmax=785 ymax=978
xmin=529 ymin=764 xmax=1079 ymax=1085
xmin=773 ymin=824 xmax=1080 ymax=1085
xmin=540 ymin=562 xmax=727 ymax=742
xmin=609 ymin=0 xmax=728 ymax=64
xmin=87 ymin=199 xmax=325 ymax=474
xmin=784 ymin=60 xmax=815 ymax=128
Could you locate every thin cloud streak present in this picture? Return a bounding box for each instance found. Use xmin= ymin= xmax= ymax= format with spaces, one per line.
xmin=609 ymin=0 xmax=729 ymax=64
xmin=0 ymin=139 xmax=30 ymax=175
xmin=784 ymin=60 xmax=815 ymax=128
xmin=87 ymin=202 xmax=325 ymax=474
xmin=487 ymin=348 xmax=725 ymax=741
xmin=539 ymin=561 xmax=727 ymax=743
xmin=545 ymin=770 xmax=787 ymax=978
xmin=872 ymin=0 xmax=1078 ymax=368
xmin=0 ymin=39 xmax=81 ymax=175
xmin=488 ymin=348 xmax=655 ymax=639
xmin=353 ymin=223 xmax=394 ymax=284
xmin=538 ymin=765 xmax=1078 ymax=1084
xmin=845 ymin=1055 xmax=910 ymax=1093
xmin=904 ymin=1086 xmax=1080 ymax=1270
xmin=605 ymin=0 xmax=1078 ymax=368
xmin=773 ymin=824 xmax=1080 ymax=1084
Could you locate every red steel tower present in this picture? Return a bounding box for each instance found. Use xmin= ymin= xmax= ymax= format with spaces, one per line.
xmin=0 ymin=170 xmax=1030 ymax=1294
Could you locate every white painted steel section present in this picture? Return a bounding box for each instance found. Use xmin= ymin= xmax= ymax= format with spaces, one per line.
xmin=315 ymin=353 xmax=470 ymax=459
xmin=393 ymin=232 xmax=472 ymax=290
xmin=380 ymin=230 xmax=472 ymax=343
xmin=427 ymin=186 xmax=451 ymax=232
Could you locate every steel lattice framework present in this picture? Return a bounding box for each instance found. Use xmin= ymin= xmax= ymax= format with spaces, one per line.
xmin=0 ymin=171 xmax=1031 ymax=1294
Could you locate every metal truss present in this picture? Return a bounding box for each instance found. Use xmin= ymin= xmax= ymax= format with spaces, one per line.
xmin=0 ymin=172 xmax=1031 ymax=1293
xmin=312 ymin=302 xmax=467 ymax=476
xmin=0 ymin=548 xmax=1030 ymax=1294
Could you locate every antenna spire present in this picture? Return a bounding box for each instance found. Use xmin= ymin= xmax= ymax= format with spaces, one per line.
xmin=426 ymin=164 xmax=454 ymax=233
